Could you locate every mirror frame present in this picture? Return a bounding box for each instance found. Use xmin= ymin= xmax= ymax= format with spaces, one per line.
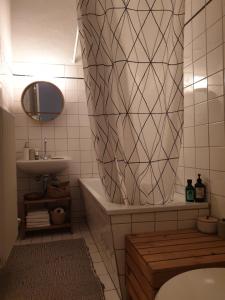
xmin=21 ymin=81 xmax=64 ymax=122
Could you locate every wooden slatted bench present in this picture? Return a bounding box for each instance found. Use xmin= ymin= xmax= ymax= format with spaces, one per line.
xmin=125 ymin=229 xmax=225 ymax=300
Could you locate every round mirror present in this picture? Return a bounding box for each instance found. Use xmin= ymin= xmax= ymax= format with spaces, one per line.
xmin=21 ymin=81 xmax=64 ymax=121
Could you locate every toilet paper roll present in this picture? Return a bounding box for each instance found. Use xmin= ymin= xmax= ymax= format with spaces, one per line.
xmin=218 ymin=219 xmax=225 ymax=239
xmin=53 ymin=207 xmax=65 ymax=214
xmin=50 ymin=207 xmax=66 ymax=225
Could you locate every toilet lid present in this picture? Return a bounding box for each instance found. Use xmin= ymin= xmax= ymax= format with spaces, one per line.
xmin=155 ymin=268 xmax=225 ymax=300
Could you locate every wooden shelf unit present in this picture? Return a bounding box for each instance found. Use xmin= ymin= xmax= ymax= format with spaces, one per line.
xmin=126 ymin=229 xmax=225 ymax=300
xmin=21 ymin=195 xmax=73 ymax=238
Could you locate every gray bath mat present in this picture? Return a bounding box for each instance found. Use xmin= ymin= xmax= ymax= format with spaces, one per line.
xmin=0 ymin=239 xmax=105 ymax=300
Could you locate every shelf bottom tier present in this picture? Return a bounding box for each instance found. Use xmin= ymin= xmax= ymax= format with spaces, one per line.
xmin=25 ymin=223 xmax=71 ymax=232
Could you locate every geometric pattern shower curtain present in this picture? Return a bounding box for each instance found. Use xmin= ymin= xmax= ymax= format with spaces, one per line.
xmin=77 ymin=0 xmax=185 ymax=205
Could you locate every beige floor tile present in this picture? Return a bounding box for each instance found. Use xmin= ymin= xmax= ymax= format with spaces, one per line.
xmin=71 ymin=231 xmax=82 ymax=239
xmin=93 ymin=262 xmax=108 ymax=276
xmin=99 ymin=274 xmax=115 ymax=291
xmin=81 ymin=231 xmax=93 ymax=239
xmin=84 ymin=237 xmax=95 ymax=247
xmin=104 ymin=290 xmax=120 ymax=300
xmin=88 ymin=243 xmax=98 ymax=253
xmin=90 ymin=251 xmax=102 ymax=263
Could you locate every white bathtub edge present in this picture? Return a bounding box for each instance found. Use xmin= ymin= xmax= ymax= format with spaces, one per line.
xmin=79 ymin=178 xmax=209 ymax=216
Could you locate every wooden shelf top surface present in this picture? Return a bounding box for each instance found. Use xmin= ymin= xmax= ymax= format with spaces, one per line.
xmin=126 ymin=229 xmax=225 ymax=288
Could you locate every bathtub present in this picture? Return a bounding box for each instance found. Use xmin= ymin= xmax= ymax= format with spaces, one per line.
xmin=80 ymin=177 xmax=209 ymax=214
xmin=79 ymin=177 xmax=209 ymax=299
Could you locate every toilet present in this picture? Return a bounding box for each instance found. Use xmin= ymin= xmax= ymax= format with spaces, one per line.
xmin=155 ymin=268 xmax=225 ymax=300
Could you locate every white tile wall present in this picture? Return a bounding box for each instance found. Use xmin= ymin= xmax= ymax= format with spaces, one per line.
xmin=82 ymin=187 xmax=121 ymax=298
xmin=112 ymin=224 xmax=131 ymax=250
xmin=155 ymin=220 xmax=178 ymax=231
xmin=111 ymin=215 xmax=131 ymax=224
xmin=131 ymin=212 xmax=154 ymax=222
xmin=13 ymin=62 xmax=98 ymax=222
xmin=177 ymin=0 xmax=225 ymax=219
xmin=131 ymin=222 xmax=155 ymax=233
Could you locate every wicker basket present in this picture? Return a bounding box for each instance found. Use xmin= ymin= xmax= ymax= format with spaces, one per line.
xmin=47 ymin=181 xmax=70 ymax=199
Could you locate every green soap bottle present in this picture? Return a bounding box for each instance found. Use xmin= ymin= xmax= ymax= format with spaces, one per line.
xmin=185 ymin=179 xmax=195 ymax=202
xmin=195 ymin=174 xmax=206 ymax=202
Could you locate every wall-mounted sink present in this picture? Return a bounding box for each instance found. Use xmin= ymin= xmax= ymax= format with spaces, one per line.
xmin=16 ymin=157 xmax=71 ymax=175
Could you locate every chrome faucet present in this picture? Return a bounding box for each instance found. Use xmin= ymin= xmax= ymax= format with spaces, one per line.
xmin=43 ymin=137 xmax=48 ymax=160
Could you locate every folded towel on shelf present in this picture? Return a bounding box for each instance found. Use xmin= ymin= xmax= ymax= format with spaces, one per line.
xmin=27 ymin=219 xmax=50 ymax=224
xmin=26 ymin=218 xmax=50 ymax=223
xmin=26 ymin=215 xmax=49 ymax=219
xmin=26 ymin=219 xmax=50 ymax=223
xmin=27 ymin=210 xmax=49 ymax=215
xmin=27 ymin=222 xmax=50 ymax=226
xmin=26 ymin=216 xmax=49 ymax=220
xmin=26 ymin=211 xmax=49 ymax=219
xmin=26 ymin=223 xmax=50 ymax=228
xmin=26 ymin=219 xmax=50 ymax=224
xmin=27 ymin=213 xmax=49 ymax=217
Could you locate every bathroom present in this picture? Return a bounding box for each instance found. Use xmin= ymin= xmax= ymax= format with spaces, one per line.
xmin=1 ymin=0 xmax=225 ymax=299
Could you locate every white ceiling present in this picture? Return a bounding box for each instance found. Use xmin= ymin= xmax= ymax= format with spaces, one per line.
xmin=11 ymin=0 xmax=79 ymax=65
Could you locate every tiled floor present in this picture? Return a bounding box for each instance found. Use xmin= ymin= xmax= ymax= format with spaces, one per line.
xmin=15 ymin=223 xmax=120 ymax=300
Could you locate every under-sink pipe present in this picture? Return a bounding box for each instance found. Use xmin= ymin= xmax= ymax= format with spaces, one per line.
xmin=43 ymin=137 xmax=48 ymax=160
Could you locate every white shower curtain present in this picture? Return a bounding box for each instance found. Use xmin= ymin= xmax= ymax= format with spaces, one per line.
xmin=77 ymin=0 xmax=184 ymax=205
